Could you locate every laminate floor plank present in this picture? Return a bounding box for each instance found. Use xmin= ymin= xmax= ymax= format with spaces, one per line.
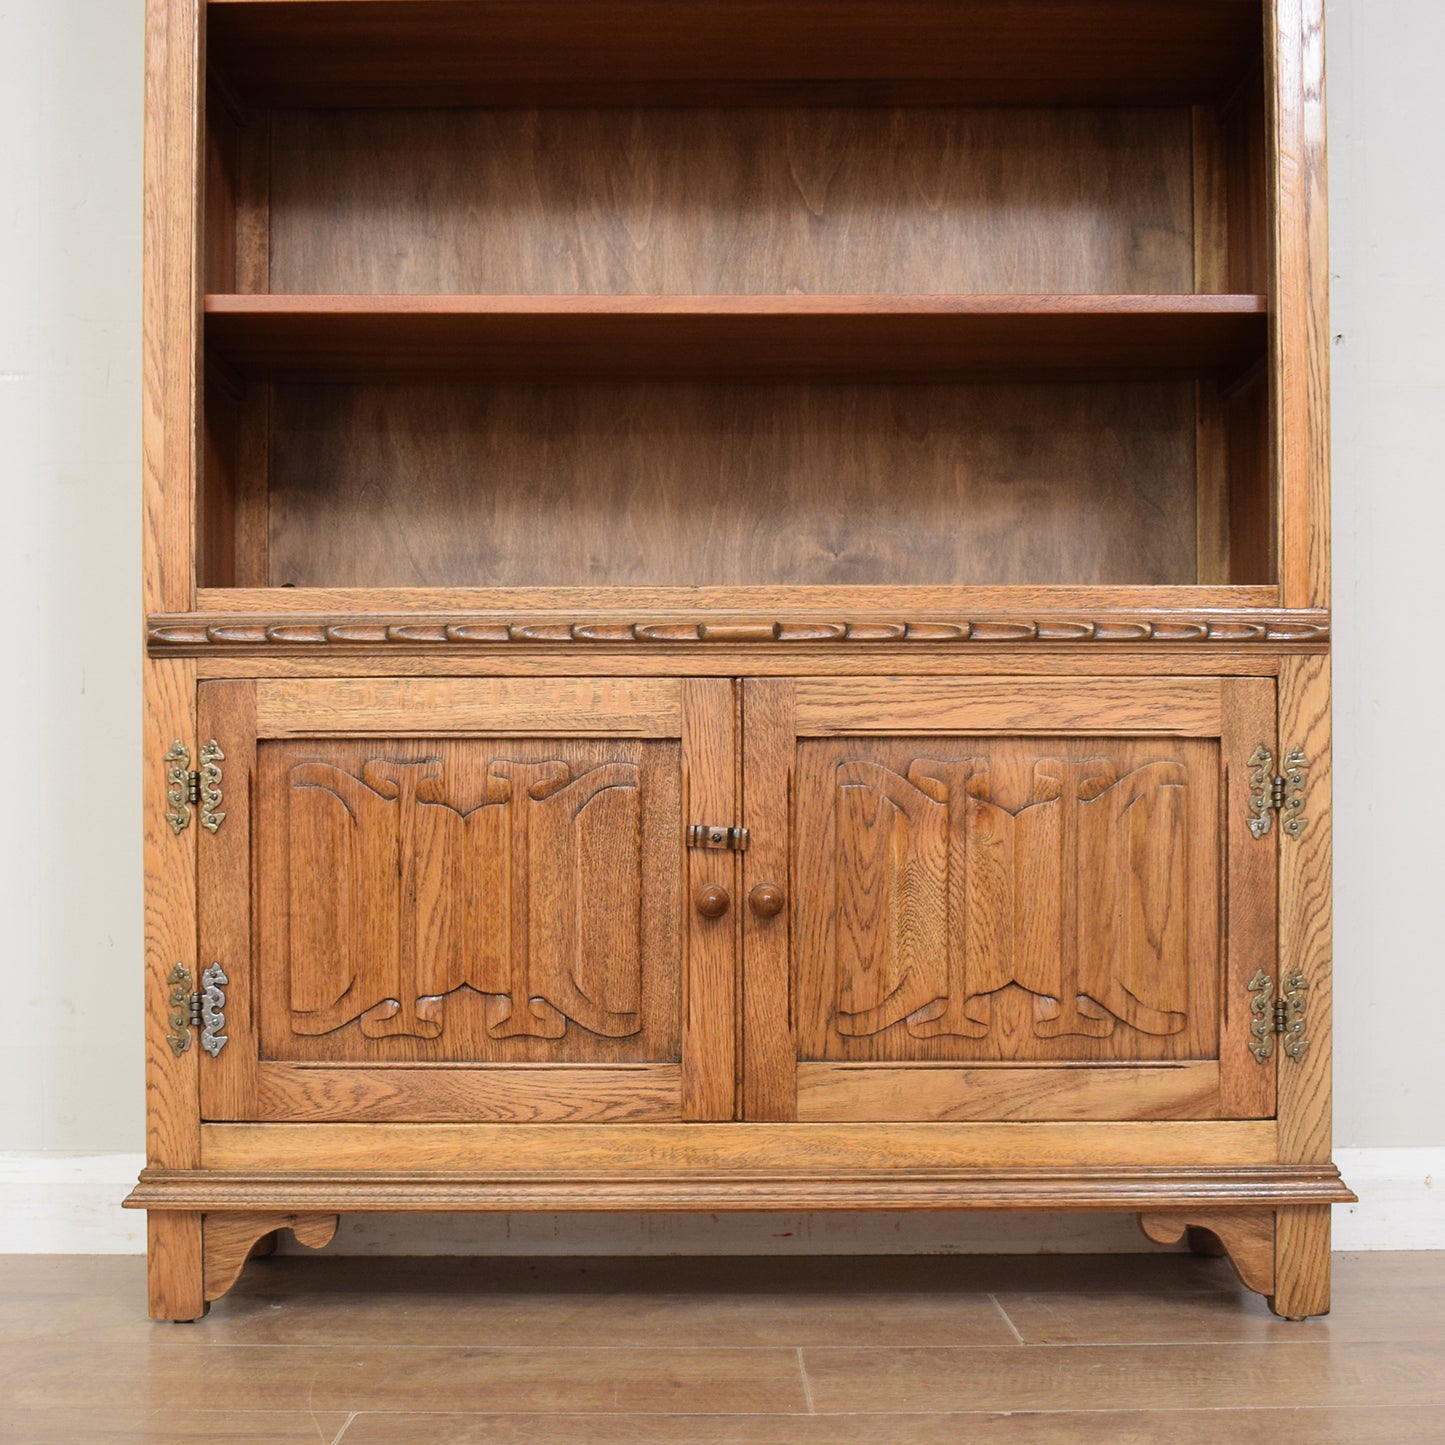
xmin=996 ymin=1280 xmax=1445 ymax=1344
xmin=332 ymin=1407 xmax=1445 ymax=1445
xmin=802 ymin=1340 xmax=1445 ymax=1414
xmin=4 ymin=1253 xmax=1443 ymax=1441
xmin=0 ymin=1342 xmax=808 ymax=1416
xmin=0 ymin=1410 xmax=352 ymax=1443
xmin=196 ymin=1255 xmax=1017 ymax=1349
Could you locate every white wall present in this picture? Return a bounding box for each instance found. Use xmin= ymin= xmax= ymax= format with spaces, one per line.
xmin=0 ymin=0 xmax=1440 ymax=1246
xmin=0 ymin=0 xmax=145 ymax=1154
xmin=1328 ymin=0 xmax=1445 ymax=1148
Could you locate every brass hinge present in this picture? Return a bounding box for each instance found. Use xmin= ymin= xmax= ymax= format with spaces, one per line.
xmin=1247 ymin=969 xmax=1310 ymax=1063
xmin=1246 ymin=745 xmax=1311 ymax=841
xmin=163 ymin=739 xmax=227 ymax=835
xmin=687 ymin=823 xmax=750 ymax=852
xmin=164 ymin=962 xmax=230 ymax=1058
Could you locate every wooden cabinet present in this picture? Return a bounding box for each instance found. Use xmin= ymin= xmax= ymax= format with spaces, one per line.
xmin=130 ymin=0 xmax=1349 ymax=1322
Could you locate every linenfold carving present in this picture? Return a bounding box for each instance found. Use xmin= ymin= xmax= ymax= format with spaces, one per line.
xmin=287 ymin=756 xmax=644 ymax=1042
xmin=832 ymin=756 xmax=1190 ymax=1042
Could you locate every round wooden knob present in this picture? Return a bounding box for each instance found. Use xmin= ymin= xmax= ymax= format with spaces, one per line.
xmin=749 ymin=884 xmax=787 ymax=919
xmin=695 ymin=883 xmax=731 ymax=919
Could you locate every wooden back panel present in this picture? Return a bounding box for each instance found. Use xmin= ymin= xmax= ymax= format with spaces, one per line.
xmin=267 ymin=106 xmax=1196 ymax=296
xmin=265 ymin=379 xmax=1202 ymax=588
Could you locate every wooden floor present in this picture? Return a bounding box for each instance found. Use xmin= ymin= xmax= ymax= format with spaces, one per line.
xmin=2 ymin=1252 xmax=1443 ymax=1443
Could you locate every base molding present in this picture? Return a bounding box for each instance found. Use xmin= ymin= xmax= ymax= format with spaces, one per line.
xmin=124 ymin=1164 xmax=1355 ymax=1214
xmin=2 ymin=1148 xmax=1437 ymax=1254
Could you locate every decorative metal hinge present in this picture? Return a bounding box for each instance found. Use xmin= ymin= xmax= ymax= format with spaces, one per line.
xmin=1246 ymin=745 xmax=1311 ymax=841
xmin=163 ymin=739 xmax=226 ymax=834
xmin=686 ymin=823 xmax=750 ymax=852
xmin=1247 ymin=968 xmax=1310 ymax=1063
xmin=163 ymin=962 xmax=229 ymax=1057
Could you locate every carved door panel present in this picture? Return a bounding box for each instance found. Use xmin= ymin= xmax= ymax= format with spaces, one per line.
xmin=198 ymin=677 xmax=736 ymax=1123
xmin=742 ymin=677 xmax=1277 ymax=1123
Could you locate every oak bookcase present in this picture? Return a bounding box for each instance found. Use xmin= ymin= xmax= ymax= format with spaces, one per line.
xmin=128 ymin=0 xmax=1350 ymax=1320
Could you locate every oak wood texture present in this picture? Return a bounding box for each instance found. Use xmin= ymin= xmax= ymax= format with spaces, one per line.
xmin=146 ymin=1211 xmax=205 ymax=1322
xmin=254 ymin=1065 xmax=684 ymax=1124
xmin=207 ymin=2 xmax=1264 ymax=109
xmin=1139 ymin=1209 xmax=1277 ymax=1297
xmin=680 ymin=680 xmax=741 ymax=1121
xmin=1277 ymin=656 xmax=1332 ymax=1165
xmin=740 ymin=680 xmax=797 ymax=1120
xmin=1273 ymin=0 xmax=1331 ymax=608
xmin=191 ymin=1120 xmax=1287 ymax=1174
xmin=252 ymin=677 xmax=682 ymax=736
xmin=142 ymin=0 xmax=199 ymax=613
xmin=144 ymin=658 xmax=199 ymax=1169
xmin=202 ymin=1212 xmax=338 ymax=1301
xmin=796 ymin=1063 xmax=1225 ymax=1123
xmin=127 ymin=1160 xmax=1353 ymax=1215
xmin=793 ymin=734 xmax=1221 ymax=1065
xmin=792 ymin=676 xmax=1223 ymax=735
xmin=198 ymin=681 xmax=259 ymax=1121
xmin=205 ymin=294 xmax=1269 ymax=380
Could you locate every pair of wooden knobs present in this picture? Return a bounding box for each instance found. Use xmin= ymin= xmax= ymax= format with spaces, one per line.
xmin=695 ymin=883 xmax=785 ymax=919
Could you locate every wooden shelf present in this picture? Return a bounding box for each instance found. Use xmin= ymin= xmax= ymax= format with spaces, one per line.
xmin=207 ymin=0 xmax=1263 ymax=108
xmin=205 ymin=294 xmax=1269 ymax=381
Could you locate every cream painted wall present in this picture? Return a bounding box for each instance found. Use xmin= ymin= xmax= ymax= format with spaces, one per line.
xmin=0 ymin=0 xmax=1440 ymax=1168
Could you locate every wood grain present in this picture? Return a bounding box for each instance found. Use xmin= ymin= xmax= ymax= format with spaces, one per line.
xmin=741 ymin=680 xmax=799 ymax=1121
xmin=793 ymin=735 xmax=1219 ymax=1067
xmin=146 ymin=1211 xmax=205 ymax=1322
xmin=793 ymin=677 xmax=1223 ymax=736
xmin=797 ymin=1064 xmax=1224 ymax=1123
xmin=1277 ymin=656 xmax=1331 ymax=1163
xmin=254 ymin=1065 xmax=683 ymax=1123
xmin=1217 ymin=679 xmax=1279 ymax=1119
xmin=192 ymin=583 xmax=1286 ymax=615
xmin=205 ymin=294 xmax=1269 ymax=377
xmin=253 ymin=677 xmax=683 ymax=736
xmin=1139 ymin=1209 xmax=1276 ymax=1295
xmin=202 ymin=1212 xmax=337 ymax=1302
xmin=143 ymin=658 xmax=199 ymax=1168
xmin=1273 ymin=0 xmax=1331 ymax=609
xmin=255 ymin=737 xmax=682 ymax=1068
xmin=1274 ymin=1203 xmax=1333 ymax=1319
xmin=197 ymin=682 xmax=258 ymax=1121
xmin=680 ymin=680 xmax=740 ymax=1121
xmin=193 ymin=1120 xmax=1282 ymax=1174
xmin=142 ymin=0 xmax=199 ymax=612
xmin=262 ymin=379 xmax=1205 ymax=590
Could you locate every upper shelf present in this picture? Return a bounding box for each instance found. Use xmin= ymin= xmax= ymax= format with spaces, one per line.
xmin=204 ymin=294 xmax=1269 ymax=382
xmin=207 ymin=0 xmax=1264 ymax=108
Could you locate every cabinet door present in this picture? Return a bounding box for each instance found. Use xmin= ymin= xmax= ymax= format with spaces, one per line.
xmin=742 ymin=677 xmax=1276 ymax=1123
xmin=198 ymin=677 xmax=736 ymax=1123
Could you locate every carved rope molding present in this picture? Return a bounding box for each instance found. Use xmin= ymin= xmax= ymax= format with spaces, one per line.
xmin=148 ymin=613 xmax=1331 ymax=654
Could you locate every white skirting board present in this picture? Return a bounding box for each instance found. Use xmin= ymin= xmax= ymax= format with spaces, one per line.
xmin=0 ymin=1148 xmax=1438 ymax=1255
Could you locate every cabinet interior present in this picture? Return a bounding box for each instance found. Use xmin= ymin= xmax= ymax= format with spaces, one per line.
xmin=199 ymin=6 xmax=1273 ymax=593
